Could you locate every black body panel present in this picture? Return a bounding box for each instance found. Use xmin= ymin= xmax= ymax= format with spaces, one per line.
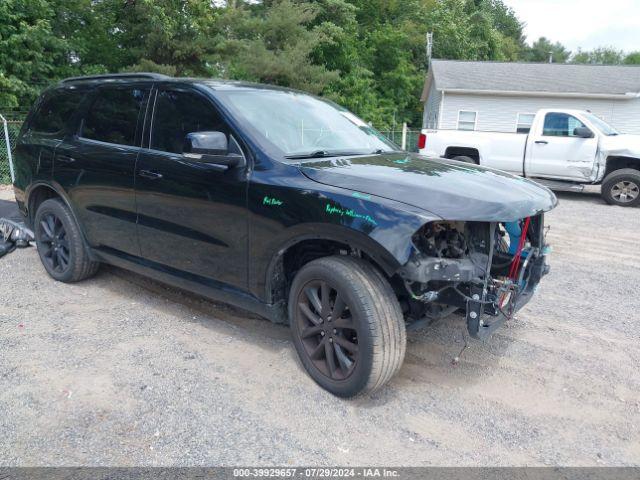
xmin=12 ymin=76 xmax=558 ymax=325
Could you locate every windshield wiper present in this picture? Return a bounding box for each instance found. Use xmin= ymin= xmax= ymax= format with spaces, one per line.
xmin=285 ymin=150 xmax=335 ymax=159
xmin=285 ymin=150 xmax=371 ymax=159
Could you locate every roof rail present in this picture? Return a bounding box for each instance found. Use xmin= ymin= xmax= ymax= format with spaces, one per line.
xmin=60 ymin=73 xmax=171 ymax=84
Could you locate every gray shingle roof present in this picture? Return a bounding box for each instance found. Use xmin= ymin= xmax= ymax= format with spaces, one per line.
xmin=429 ymin=60 xmax=640 ymax=96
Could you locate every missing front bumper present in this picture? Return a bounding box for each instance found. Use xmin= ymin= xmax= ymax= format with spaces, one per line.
xmin=465 ymin=254 xmax=549 ymax=340
xmin=401 ymin=216 xmax=551 ymax=340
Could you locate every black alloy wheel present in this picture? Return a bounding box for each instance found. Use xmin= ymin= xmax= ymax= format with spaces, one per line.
xmin=37 ymin=212 xmax=71 ymax=274
xmin=295 ymin=279 xmax=359 ymax=381
xmin=34 ymin=198 xmax=99 ymax=282
xmin=288 ymin=256 xmax=406 ymax=397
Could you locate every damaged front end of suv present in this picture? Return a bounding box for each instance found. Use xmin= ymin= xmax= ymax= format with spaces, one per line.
xmin=399 ymin=216 xmax=550 ymax=339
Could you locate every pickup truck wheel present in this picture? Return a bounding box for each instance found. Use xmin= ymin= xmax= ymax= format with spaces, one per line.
xmin=601 ymin=169 xmax=640 ymax=207
xmin=34 ymin=198 xmax=100 ymax=282
xmin=452 ymin=155 xmax=476 ymax=164
xmin=288 ymin=256 xmax=406 ymax=398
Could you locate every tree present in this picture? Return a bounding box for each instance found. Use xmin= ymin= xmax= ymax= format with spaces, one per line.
xmin=624 ymin=52 xmax=640 ymax=65
xmin=105 ymin=0 xmax=220 ymax=75
xmin=0 ymin=0 xmax=70 ymax=108
xmin=572 ymin=47 xmax=624 ymax=65
xmin=6 ymin=0 xmax=617 ymax=130
xmin=424 ymin=0 xmax=524 ymax=62
xmin=212 ymin=1 xmax=339 ymax=94
xmin=523 ymin=37 xmax=571 ymax=63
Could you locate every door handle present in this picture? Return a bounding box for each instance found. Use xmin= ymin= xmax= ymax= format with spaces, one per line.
xmin=138 ymin=169 xmax=163 ymax=180
xmin=57 ymin=154 xmax=76 ymax=163
xmin=535 ymin=140 xmax=548 ymax=145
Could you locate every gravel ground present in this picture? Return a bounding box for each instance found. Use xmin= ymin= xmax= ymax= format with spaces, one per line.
xmin=0 ymin=187 xmax=639 ymax=466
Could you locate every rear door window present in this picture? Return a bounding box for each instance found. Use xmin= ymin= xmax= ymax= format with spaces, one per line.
xmin=81 ymin=87 xmax=148 ymax=146
xmin=30 ymin=89 xmax=86 ymax=135
xmin=150 ymin=89 xmax=229 ymax=155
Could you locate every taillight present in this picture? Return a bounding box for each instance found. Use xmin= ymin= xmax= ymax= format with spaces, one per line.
xmin=418 ymin=133 xmax=427 ymax=150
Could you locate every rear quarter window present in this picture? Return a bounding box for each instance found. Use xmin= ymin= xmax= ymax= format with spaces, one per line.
xmin=30 ymin=89 xmax=86 ymax=135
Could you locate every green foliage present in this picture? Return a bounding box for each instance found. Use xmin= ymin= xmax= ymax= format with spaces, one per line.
xmin=568 ymin=47 xmax=640 ymax=66
xmin=0 ymin=0 xmax=636 ymax=128
xmin=523 ymin=37 xmax=571 ymax=63
xmin=425 ymin=0 xmax=525 ymax=62
xmin=212 ymin=1 xmax=339 ymax=93
xmin=624 ymin=52 xmax=640 ymax=65
xmin=572 ymin=47 xmax=625 ymax=65
xmin=0 ymin=0 xmax=69 ymax=108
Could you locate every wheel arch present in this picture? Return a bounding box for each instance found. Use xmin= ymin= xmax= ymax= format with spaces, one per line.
xmin=25 ymin=182 xmax=91 ymax=248
xmin=444 ymin=146 xmax=480 ymax=164
xmin=26 ymin=182 xmax=67 ymax=224
xmin=264 ymin=225 xmax=403 ymax=305
xmin=603 ymin=156 xmax=640 ymax=179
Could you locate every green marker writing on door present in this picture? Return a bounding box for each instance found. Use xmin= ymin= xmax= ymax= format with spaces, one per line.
xmin=263 ymin=196 xmax=283 ymax=206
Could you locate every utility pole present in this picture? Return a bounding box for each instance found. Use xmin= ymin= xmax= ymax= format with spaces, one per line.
xmin=426 ymin=32 xmax=433 ymax=63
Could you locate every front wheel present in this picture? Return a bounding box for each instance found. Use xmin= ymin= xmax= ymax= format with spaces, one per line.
xmin=601 ymin=169 xmax=640 ymax=207
xmin=288 ymin=256 xmax=406 ymax=397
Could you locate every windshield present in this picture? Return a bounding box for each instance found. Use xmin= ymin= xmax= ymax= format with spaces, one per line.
xmin=217 ymin=89 xmax=398 ymax=158
xmin=584 ymin=112 xmax=619 ymax=136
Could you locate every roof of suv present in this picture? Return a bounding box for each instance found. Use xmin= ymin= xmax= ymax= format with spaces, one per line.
xmin=58 ymin=73 xmax=297 ymax=93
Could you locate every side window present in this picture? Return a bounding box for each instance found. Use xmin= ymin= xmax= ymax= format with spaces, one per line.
xmin=30 ymin=90 xmax=86 ymax=135
xmin=82 ymin=87 xmax=148 ymax=146
xmin=543 ymin=113 xmax=587 ymax=137
xmin=457 ymin=111 xmax=477 ymax=131
xmin=151 ymin=90 xmax=228 ymax=154
xmin=516 ymin=113 xmax=535 ymax=134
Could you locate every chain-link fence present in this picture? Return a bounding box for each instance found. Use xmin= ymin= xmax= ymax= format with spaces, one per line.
xmin=0 ymin=117 xmax=23 ymax=185
xmin=376 ymin=128 xmax=422 ymax=152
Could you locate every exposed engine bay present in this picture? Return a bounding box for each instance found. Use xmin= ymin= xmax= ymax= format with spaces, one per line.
xmin=399 ymin=216 xmax=550 ymax=339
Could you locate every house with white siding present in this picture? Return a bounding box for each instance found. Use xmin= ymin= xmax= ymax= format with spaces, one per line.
xmin=421 ymin=60 xmax=640 ymax=135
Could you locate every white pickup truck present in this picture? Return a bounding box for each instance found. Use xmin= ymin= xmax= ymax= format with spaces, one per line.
xmin=419 ymin=108 xmax=640 ymax=207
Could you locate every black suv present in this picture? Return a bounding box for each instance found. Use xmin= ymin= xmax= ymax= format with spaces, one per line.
xmin=13 ymin=73 xmax=557 ymax=397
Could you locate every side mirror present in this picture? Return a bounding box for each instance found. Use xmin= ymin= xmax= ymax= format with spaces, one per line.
xmin=183 ymin=131 xmax=243 ymax=167
xmin=574 ymin=126 xmax=594 ymax=138
xmin=184 ymin=131 xmax=228 ymax=156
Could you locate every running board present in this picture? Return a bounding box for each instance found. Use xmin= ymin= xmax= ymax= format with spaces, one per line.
xmin=528 ymin=178 xmax=585 ymax=193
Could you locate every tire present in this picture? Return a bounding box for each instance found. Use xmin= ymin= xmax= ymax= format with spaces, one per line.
xmin=288 ymin=256 xmax=406 ymax=397
xmin=601 ymin=169 xmax=640 ymax=207
xmin=452 ymin=155 xmax=476 ymax=164
xmin=34 ymin=198 xmax=99 ymax=282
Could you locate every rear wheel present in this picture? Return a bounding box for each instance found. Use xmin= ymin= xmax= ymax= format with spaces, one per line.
xmin=288 ymin=256 xmax=406 ymax=397
xmin=34 ymin=198 xmax=99 ymax=282
xmin=601 ymin=169 xmax=640 ymax=207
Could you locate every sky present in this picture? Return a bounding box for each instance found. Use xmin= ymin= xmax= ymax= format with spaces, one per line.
xmin=504 ymin=0 xmax=640 ymax=53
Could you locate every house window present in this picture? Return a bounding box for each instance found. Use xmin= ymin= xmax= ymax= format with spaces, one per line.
xmin=516 ymin=113 xmax=535 ymax=134
xmin=457 ymin=111 xmax=477 ymax=131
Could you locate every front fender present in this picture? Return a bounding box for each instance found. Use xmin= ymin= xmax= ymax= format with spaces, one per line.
xmin=246 ymin=171 xmax=440 ymax=302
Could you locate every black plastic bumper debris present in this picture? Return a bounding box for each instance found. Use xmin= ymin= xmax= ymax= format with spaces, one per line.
xmin=0 ymin=218 xmax=34 ymax=258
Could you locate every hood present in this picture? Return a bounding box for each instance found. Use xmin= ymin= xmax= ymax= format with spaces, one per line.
xmin=298 ymin=153 xmax=557 ymax=222
xmin=600 ymin=134 xmax=640 ymax=158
